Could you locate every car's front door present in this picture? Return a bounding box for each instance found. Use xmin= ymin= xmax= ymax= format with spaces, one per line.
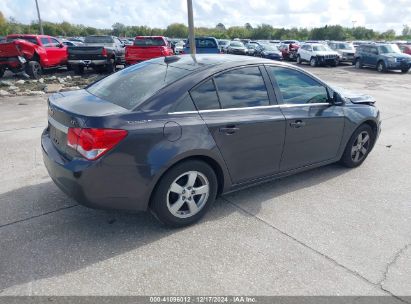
xmin=266 ymin=65 xmax=345 ymax=171
xmin=190 ymin=66 xmax=286 ymax=184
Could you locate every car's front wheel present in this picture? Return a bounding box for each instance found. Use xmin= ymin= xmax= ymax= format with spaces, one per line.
xmin=151 ymin=160 xmax=218 ymax=227
xmin=377 ymin=61 xmax=386 ymax=73
xmin=401 ymin=67 xmax=410 ymax=73
xmin=296 ymin=55 xmax=302 ymax=64
xmin=340 ymin=124 xmax=374 ymax=168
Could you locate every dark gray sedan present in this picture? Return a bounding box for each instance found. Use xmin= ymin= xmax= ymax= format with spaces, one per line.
xmin=42 ymin=55 xmax=381 ymax=227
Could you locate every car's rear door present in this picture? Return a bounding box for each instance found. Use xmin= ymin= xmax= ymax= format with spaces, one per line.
xmin=190 ymin=66 xmax=286 ymax=184
xmin=266 ymin=65 xmax=345 ymax=171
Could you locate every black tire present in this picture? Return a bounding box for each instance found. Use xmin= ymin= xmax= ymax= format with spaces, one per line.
xmin=73 ymin=65 xmax=84 ymax=75
xmin=310 ymin=57 xmax=317 ymax=67
xmin=331 ymin=59 xmax=339 ymax=67
xmin=0 ymin=67 xmax=5 ymax=78
xmin=377 ymin=61 xmax=386 ymax=73
xmin=355 ymin=58 xmax=363 ymax=69
xmin=401 ymin=67 xmax=410 ymax=73
xmin=151 ymin=160 xmax=218 ymax=227
xmin=340 ymin=124 xmax=374 ymax=168
xmin=25 ymin=61 xmax=42 ymax=79
xmin=296 ymin=55 xmax=302 ymax=64
xmin=106 ymin=58 xmax=116 ymax=73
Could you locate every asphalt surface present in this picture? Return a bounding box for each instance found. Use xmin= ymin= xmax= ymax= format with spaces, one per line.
xmin=0 ymin=63 xmax=410 ymax=298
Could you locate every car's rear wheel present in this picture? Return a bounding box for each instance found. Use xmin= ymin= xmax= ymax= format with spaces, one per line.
xmin=25 ymin=61 xmax=42 ymax=79
xmin=151 ymin=160 xmax=218 ymax=227
xmin=310 ymin=57 xmax=317 ymax=67
xmin=340 ymin=124 xmax=374 ymax=168
xmin=355 ymin=58 xmax=363 ymax=69
xmin=106 ymin=58 xmax=116 ymax=73
xmin=401 ymin=67 xmax=410 ymax=73
xmin=377 ymin=61 xmax=386 ymax=73
xmin=0 ymin=66 xmax=5 ymax=78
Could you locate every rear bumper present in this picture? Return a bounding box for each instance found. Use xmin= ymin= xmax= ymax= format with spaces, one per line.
xmin=41 ymin=129 xmax=151 ymax=211
xmin=0 ymin=56 xmax=26 ymax=69
xmin=68 ymin=59 xmax=107 ymax=67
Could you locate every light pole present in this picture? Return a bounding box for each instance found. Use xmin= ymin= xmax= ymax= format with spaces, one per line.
xmin=352 ymin=20 xmax=357 ymax=28
xmin=187 ymin=0 xmax=196 ymax=55
xmin=35 ymin=0 xmax=44 ymax=35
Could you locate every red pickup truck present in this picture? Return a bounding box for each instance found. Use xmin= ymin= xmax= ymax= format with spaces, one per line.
xmin=0 ymin=34 xmax=67 ymax=79
xmin=125 ymin=36 xmax=173 ymax=65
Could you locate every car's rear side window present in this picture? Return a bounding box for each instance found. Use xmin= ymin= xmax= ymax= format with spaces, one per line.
xmin=190 ymin=79 xmax=220 ymax=111
xmin=7 ymin=37 xmax=38 ymax=45
xmin=134 ymin=37 xmax=166 ymax=46
xmin=214 ymin=66 xmax=269 ymax=109
xmin=87 ymin=62 xmax=191 ymax=110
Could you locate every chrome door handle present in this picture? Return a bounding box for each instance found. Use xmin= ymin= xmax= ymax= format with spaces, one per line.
xmin=290 ymin=120 xmax=306 ymax=128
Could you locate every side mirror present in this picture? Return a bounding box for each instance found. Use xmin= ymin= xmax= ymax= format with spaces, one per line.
xmin=332 ymin=91 xmax=344 ymax=106
xmin=59 ymin=43 xmax=64 ymax=48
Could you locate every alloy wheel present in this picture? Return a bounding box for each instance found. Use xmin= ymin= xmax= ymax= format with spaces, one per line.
xmin=166 ymin=171 xmax=210 ymax=219
xmin=351 ymin=131 xmax=370 ymax=163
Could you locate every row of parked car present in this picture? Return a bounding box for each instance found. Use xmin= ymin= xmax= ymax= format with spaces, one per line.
xmin=217 ymin=38 xmax=411 ymax=73
xmin=0 ymin=34 xmax=410 ymax=79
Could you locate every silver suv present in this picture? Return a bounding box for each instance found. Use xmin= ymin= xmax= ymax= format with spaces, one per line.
xmin=328 ymin=41 xmax=355 ymax=64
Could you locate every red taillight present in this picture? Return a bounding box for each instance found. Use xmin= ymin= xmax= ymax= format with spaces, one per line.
xmin=67 ymin=128 xmax=128 ymax=160
xmin=101 ymin=48 xmax=107 ymax=57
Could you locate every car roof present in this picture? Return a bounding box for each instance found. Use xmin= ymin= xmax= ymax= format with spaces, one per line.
xmin=149 ymin=54 xmax=291 ymax=71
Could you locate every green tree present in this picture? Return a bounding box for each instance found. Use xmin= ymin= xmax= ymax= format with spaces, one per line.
xmin=164 ymin=23 xmax=188 ymax=38
xmin=112 ymin=22 xmax=125 ymax=37
xmin=402 ymin=25 xmax=411 ymax=38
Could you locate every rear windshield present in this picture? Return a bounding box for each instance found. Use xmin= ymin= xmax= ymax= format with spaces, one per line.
xmin=6 ymin=37 xmax=38 ymax=45
xmin=86 ymin=62 xmax=192 ymax=110
xmin=84 ymin=36 xmax=114 ymax=43
xmin=134 ymin=38 xmax=166 ymax=46
xmin=230 ymin=42 xmax=244 ymax=47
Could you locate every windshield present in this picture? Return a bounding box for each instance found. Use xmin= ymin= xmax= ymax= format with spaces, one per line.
xmin=379 ymin=44 xmax=401 ymax=54
xmin=87 ymin=62 xmax=192 ymax=110
xmin=230 ymin=42 xmax=244 ymax=47
xmin=337 ymin=43 xmax=354 ymax=50
xmin=7 ymin=37 xmax=38 ymax=45
xmin=218 ymin=40 xmax=229 ymax=46
xmin=84 ymin=36 xmax=114 ymax=43
xmin=134 ymin=37 xmax=166 ymax=46
xmin=313 ymin=45 xmax=329 ymax=51
xmin=263 ymin=45 xmax=279 ymax=51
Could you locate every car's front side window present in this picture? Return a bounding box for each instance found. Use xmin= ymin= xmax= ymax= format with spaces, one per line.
xmin=213 ymin=66 xmax=270 ymax=109
xmin=267 ymin=66 xmax=329 ymax=105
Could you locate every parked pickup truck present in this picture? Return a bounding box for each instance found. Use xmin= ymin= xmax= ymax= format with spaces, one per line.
xmin=125 ymin=36 xmax=173 ymax=65
xmin=0 ymin=34 xmax=67 ymax=79
xmin=67 ymin=35 xmax=125 ymax=74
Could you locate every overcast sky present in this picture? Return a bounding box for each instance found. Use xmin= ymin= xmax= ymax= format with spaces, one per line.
xmin=1 ymin=0 xmax=411 ymax=33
